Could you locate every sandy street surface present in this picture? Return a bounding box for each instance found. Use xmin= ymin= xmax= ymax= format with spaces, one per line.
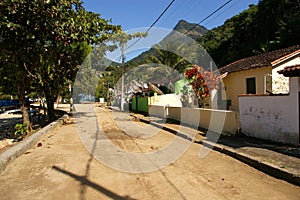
xmin=0 ymin=104 xmax=299 ymax=200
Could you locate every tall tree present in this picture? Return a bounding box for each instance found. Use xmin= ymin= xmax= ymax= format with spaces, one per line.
xmin=0 ymin=0 xmax=120 ymax=124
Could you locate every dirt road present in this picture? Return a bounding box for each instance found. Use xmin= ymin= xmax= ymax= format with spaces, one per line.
xmin=0 ymin=104 xmax=299 ymax=200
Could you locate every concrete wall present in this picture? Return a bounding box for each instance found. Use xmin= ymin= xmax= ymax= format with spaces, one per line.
xmin=239 ymin=77 xmax=300 ymax=145
xmin=147 ymin=105 xmax=240 ymax=135
xmin=222 ymin=66 xmax=272 ymax=111
xmin=149 ymin=94 xmax=182 ymax=107
xmin=148 ymin=105 xmax=166 ymax=118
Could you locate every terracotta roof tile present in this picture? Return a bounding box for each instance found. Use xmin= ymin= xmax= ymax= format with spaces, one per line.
xmin=271 ymin=49 xmax=300 ymax=66
xmin=219 ymin=45 xmax=300 ymax=74
xmin=278 ymin=65 xmax=300 ymax=77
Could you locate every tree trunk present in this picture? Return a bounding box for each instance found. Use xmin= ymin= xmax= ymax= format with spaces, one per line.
xmin=18 ymin=73 xmax=31 ymax=131
xmin=44 ymin=87 xmax=55 ymax=122
xmin=46 ymin=99 xmax=55 ymax=122
xmin=56 ymin=87 xmax=61 ymax=108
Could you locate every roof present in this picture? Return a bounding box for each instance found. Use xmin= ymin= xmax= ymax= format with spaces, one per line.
xmin=219 ymin=45 xmax=300 ymax=74
xmin=278 ymin=65 xmax=300 ymax=77
xmin=271 ymin=49 xmax=300 ymax=66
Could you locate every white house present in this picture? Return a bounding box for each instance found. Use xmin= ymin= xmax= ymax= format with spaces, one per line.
xmin=238 ymin=63 xmax=300 ymax=146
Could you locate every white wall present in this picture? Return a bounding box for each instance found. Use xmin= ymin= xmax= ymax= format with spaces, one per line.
xmin=147 ymin=105 xmax=240 ymax=135
xmin=272 ymin=56 xmax=300 ymax=94
xmin=239 ymin=77 xmax=300 ymax=145
xmin=149 ymin=94 xmax=182 ymax=107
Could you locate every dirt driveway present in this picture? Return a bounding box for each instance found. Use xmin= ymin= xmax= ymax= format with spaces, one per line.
xmin=0 ymin=104 xmax=299 ymax=200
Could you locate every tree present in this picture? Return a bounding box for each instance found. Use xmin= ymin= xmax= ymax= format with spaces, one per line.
xmin=199 ymin=0 xmax=300 ymax=67
xmin=0 ymin=0 xmax=120 ymax=124
xmin=150 ymin=46 xmax=190 ymax=74
xmin=184 ymin=65 xmax=221 ymax=107
xmin=257 ymin=0 xmax=300 ymax=49
xmin=198 ymin=4 xmax=259 ymax=67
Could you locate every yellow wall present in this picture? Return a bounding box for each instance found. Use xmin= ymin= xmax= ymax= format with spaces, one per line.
xmin=167 ymin=107 xmax=240 ymax=135
xmin=222 ymin=66 xmax=272 ymax=111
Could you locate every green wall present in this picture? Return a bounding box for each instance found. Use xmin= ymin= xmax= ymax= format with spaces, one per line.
xmin=138 ymin=97 xmax=148 ymax=113
xmin=131 ymin=97 xmax=148 ymax=113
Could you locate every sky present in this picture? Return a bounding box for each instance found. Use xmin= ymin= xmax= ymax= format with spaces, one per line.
xmin=81 ymin=0 xmax=259 ymax=62
xmin=82 ymin=0 xmax=259 ymax=31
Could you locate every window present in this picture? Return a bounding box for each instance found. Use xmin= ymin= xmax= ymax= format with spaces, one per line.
xmin=246 ymin=77 xmax=256 ymax=94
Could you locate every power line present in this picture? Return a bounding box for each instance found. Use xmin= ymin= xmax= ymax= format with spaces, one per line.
xmin=158 ymin=0 xmax=189 ymax=27
xmin=185 ymin=0 xmax=233 ymax=35
xmin=146 ymin=0 xmax=176 ymax=33
xmin=159 ymin=0 xmax=194 ymax=27
xmin=203 ymin=0 xmax=238 ymax=27
xmin=126 ymin=0 xmax=175 ymax=51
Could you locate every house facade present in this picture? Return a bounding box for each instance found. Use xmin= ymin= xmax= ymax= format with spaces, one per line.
xmin=271 ymin=50 xmax=300 ymax=94
xmin=218 ymin=45 xmax=300 ymax=111
xmin=238 ymin=65 xmax=300 ymax=145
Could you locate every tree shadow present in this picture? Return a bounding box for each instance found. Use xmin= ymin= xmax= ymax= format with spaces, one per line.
xmin=144 ymin=115 xmax=300 ymax=160
xmin=122 ymin=133 xmax=188 ymax=200
xmin=0 ymin=109 xmax=65 ymax=140
xmin=0 ymin=117 xmax=22 ymax=140
xmin=60 ymin=110 xmax=136 ymax=200
xmin=216 ymin=134 xmax=300 ymax=159
xmin=52 ymin=166 xmax=135 ymax=200
xmin=67 ymin=108 xmax=187 ymax=199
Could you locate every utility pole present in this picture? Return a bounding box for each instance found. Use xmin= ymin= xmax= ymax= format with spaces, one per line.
xmin=110 ymin=31 xmax=148 ymax=111
xmin=121 ymin=43 xmax=125 ymax=111
xmin=69 ymin=82 xmax=73 ymax=112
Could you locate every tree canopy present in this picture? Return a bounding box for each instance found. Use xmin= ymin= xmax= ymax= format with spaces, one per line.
xmin=0 ymin=0 xmax=120 ymax=124
xmin=199 ymin=0 xmax=300 ymax=67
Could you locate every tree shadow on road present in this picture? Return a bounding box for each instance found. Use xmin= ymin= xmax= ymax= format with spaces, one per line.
xmin=52 ymin=166 xmax=135 ymax=200
xmin=53 ymin=111 xmax=136 ymax=200
xmin=216 ymin=135 xmax=300 ymax=159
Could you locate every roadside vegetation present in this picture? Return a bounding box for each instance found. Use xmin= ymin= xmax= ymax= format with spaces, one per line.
xmin=0 ymin=0 xmax=121 ymax=132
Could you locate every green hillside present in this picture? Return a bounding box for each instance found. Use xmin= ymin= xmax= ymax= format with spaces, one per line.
xmin=199 ymin=0 xmax=300 ymax=67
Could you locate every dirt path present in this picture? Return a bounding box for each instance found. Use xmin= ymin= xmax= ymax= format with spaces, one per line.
xmin=0 ymin=105 xmax=299 ymax=200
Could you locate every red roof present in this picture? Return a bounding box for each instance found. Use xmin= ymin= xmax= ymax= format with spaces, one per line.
xmin=219 ymin=45 xmax=300 ymax=74
xmin=278 ymin=65 xmax=300 ymax=77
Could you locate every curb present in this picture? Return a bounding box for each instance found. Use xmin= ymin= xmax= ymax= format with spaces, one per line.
xmin=132 ymin=114 xmax=300 ymax=186
xmin=198 ymin=140 xmax=300 ymax=186
xmin=0 ymin=114 xmax=68 ymax=174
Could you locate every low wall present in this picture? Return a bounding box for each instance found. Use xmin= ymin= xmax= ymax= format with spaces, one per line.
xmin=238 ymin=77 xmax=299 ymax=146
xmin=149 ymin=94 xmax=182 ymax=107
xmin=148 ymin=105 xmax=166 ymax=118
xmin=239 ymin=95 xmax=299 ymax=145
xmin=147 ymin=105 xmax=240 ymax=135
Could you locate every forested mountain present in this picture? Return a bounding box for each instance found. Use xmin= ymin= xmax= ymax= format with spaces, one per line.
xmin=126 ymin=20 xmax=208 ymax=66
xmin=199 ymin=0 xmax=300 ymax=67
xmin=96 ymin=0 xmax=300 ymax=100
xmin=173 ymin=19 xmax=208 ymax=40
xmin=128 ymin=0 xmax=300 ymax=68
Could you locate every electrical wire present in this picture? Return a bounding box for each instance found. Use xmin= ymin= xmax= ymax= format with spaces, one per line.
xmin=158 ymin=0 xmax=190 ymax=27
xmin=126 ymin=0 xmax=176 ymax=51
xmin=145 ymin=0 xmax=176 ymax=33
xmin=127 ymin=0 xmax=235 ymax=52
xmin=203 ymin=0 xmax=238 ymax=27
xmin=184 ymin=0 xmax=233 ymax=35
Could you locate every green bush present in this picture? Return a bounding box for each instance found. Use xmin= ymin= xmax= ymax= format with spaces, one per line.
xmin=14 ymin=123 xmax=29 ymax=141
